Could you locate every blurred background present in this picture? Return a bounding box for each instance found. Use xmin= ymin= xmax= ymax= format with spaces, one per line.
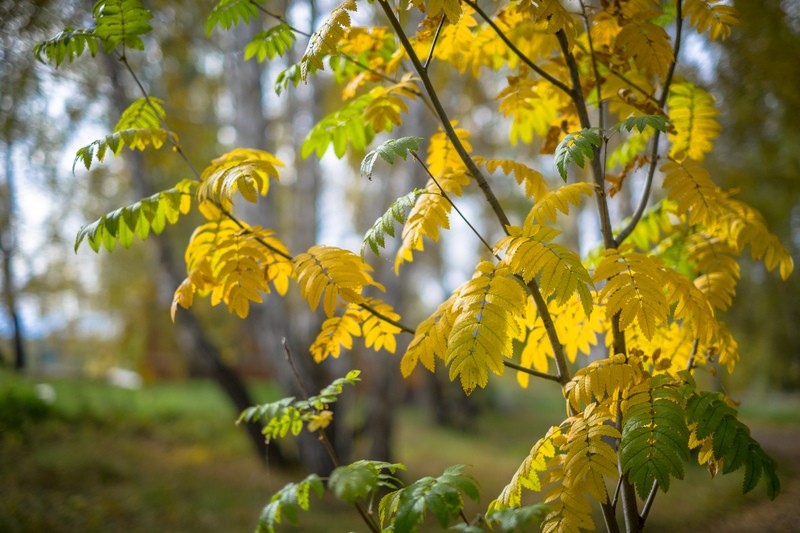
xmin=1 ymin=0 xmax=798 ymax=531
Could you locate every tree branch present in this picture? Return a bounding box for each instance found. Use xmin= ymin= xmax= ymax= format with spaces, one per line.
xmin=424 ymin=15 xmax=446 ymax=71
xmin=378 ymin=0 xmax=511 ymax=231
xmin=410 ymin=151 xmax=496 ymax=254
xmin=615 ymin=0 xmax=683 ymax=245
xmin=463 ymin=0 xmax=572 ymax=97
xmin=502 ymin=360 xmax=562 ymax=383
xmin=555 ymin=30 xmax=616 ymax=251
xmin=283 ymin=340 xmax=381 ymax=533
xmin=579 ymin=0 xmax=604 ymax=131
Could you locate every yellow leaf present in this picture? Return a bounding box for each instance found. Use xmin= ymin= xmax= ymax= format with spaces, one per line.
xmin=614 ymin=20 xmax=673 ymax=78
xmin=294 ymin=245 xmax=383 ymax=317
xmin=198 ymin=148 xmax=283 ymax=207
xmin=668 ymin=81 xmax=720 ymax=161
xmin=428 ymin=0 xmax=462 ymax=24
xmin=593 ymin=246 xmax=668 ymax=341
xmin=401 ymin=295 xmax=457 ymax=377
xmin=684 ymin=0 xmax=739 ymax=40
xmin=307 ymin=410 xmax=333 ymax=431
xmin=310 ymin=307 xmax=363 ymax=362
xmin=301 ymin=0 xmax=357 ymax=79
xmin=446 ymin=261 xmax=527 ymax=394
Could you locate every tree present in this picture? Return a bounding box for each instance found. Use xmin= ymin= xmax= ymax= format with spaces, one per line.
xmin=709 ymin=0 xmax=800 ymax=390
xmin=35 ymin=0 xmax=793 ymax=532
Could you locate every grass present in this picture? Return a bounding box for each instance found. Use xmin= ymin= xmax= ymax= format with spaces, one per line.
xmin=1 ymin=371 xmax=798 ymax=532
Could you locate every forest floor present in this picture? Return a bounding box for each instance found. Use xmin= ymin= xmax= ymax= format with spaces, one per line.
xmin=1 ymin=375 xmax=799 ymax=532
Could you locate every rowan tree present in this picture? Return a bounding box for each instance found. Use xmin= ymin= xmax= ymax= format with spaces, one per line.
xmin=35 ymin=0 xmax=793 ymax=531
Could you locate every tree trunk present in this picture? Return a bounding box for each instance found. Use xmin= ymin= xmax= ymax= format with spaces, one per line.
xmin=104 ymin=56 xmax=286 ymax=466
xmin=1 ymin=139 xmax=26 ymax=371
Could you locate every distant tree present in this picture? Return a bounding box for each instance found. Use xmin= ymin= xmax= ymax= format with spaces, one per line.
xmin=36 ymin=1 xmax=793 ymax=532
xmin=1 ymin=1 xmax=83 ymax=371
xmin=710 ymin=0 xmax=800 ymax=390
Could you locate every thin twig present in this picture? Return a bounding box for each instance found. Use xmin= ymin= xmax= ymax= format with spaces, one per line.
xmin=424 ymin=15 xmax=446 ymax=71
xmin=502 ymin=360 xmax=562 ymax=383
xmin=283 ymin=337 xmax=311 ymax=398
xmin=463 ymin=0 xmax=572 ymax=97
xmin=283 ymin=340 xmax=381 ymax=533
xmin=555 ymin=31 xmax=616 ymax=253
xmin=410 ymin=151 xmax=496 ymax=254
xmin=638 ymin=477 xmax=659 ymax=526
xmin=611 ymin=477 xmax=622 ymax=508
xmin=615 ymin=0 xmax=683 ymax=245
xmin=579 ymin=0 xmax=604 ymax=131
xmin=360 ymin=301 xmax=415 ymax=334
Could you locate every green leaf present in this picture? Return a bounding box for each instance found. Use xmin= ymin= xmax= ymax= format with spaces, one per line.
xmin=93 ymin=0 xmax=153 ymax=53
xmin=115 ymin=97 xmax=167 ymax=131
xmin=379 ymin=465 xmax=479 ymax=531
xmin=34 ymin=28 xmax=99 ymax=67
xmin=620 ymin=375 xmax=690 ymax=499
xmin=301 ymin=93 xmax=376 ymax=158
xmin=329 ymin=460 xmax=404 ymax=504
xmin=360 ymin=137 xmax=422 ymax=180
xmin=612 ymin=114 xmax=670 ymax=134
xmin=275 ymin=63 xmax=302 ymax=95
xmin=73 ymin=128 xmax=173 ymax=172
xmin=686 ymin=391 xmax=781 ymax=500
xmin=244 ymin=24 xmax=297 ymax=62
xmin=485 ymin=504 xmax=549 ymax=532
xmin=75 ymin=180 xmax=196 ymax=253
xmin=238 ymin=370 xmax=361 ymax=441
xmin=554 ymin=128 xmax=602 ymax=181
xmin=361 ymin=190 xmax=420 ymax=258
xmin=207 ymin=0 xmax=263 ymax=36
xmin=257 ymin=474 xmax=323 ymax=533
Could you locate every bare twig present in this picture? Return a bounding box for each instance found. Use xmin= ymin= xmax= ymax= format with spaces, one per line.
xmin=283 ymin=340 xmax=381 ymax=533
xmin=424 ymin=15 xmax=446 ymax=71
xmin=502 ymin=360 xmax=563 ymax=383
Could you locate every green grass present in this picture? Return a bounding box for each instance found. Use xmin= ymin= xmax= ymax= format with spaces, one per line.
xmin=1 ymin=372 xmax=798 ymax=532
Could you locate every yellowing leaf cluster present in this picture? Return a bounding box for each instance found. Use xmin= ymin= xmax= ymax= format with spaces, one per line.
xmin=395 ymin=127 xmax=471 ymax=272
xmin=294 ymin=245 xmax=385 ymax=317
xmin=310 ymin=297 xmax=402 ymax=362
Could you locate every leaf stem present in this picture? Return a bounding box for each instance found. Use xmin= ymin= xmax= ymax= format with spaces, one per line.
xmin=283 ymin=340 xmax=381 ymax=533
xmin=410 ymin=151 xmax=496 ymax=254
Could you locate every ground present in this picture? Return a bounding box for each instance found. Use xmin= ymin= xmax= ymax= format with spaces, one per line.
xmin=1 ymin=376 xmax=798 ymax=532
